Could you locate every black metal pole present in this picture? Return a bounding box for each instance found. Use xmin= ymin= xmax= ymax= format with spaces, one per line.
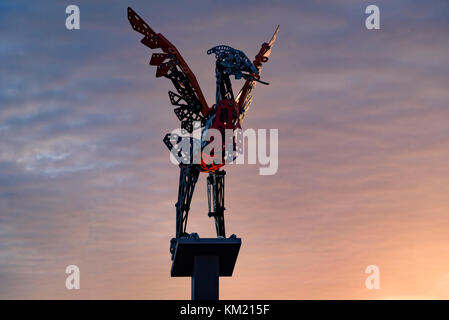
xmin=191 ymin=255 xmax=219 ymax=300
xmin=170 ymin=237 xmax=241 ymax=300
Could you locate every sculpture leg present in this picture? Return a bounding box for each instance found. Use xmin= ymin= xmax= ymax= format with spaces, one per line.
xmin=175 ymin=164 xmax=200 ymax=239
xmin=207 ymin=170 xmax=226 ymax=238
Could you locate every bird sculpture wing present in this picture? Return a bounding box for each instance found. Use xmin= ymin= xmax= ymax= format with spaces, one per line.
xmin=127 ymin=7 xmax=210 ymax=133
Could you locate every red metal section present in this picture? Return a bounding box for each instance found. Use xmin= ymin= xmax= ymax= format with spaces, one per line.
xmin=211 ymin=99 xmax=241 ymax=132
xmin=236 ymin=25 xmax=279 ymax=115
xmin=235 ymin=43 xmax=268 ymax=112
xmin=200 ymin=99 xmax=241 ymax=172
xmin=127 ymin=7 xmax=211 ymax=117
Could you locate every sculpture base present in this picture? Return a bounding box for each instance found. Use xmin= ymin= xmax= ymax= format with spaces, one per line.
xmin=170 ymin=236 xmax=241 ymax=300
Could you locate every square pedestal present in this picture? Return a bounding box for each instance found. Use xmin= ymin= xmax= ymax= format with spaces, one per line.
xmin=170 ymin=237 xmax=241 ymax=277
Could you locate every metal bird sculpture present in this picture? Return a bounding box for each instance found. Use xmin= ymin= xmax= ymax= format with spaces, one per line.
xmin=127 ymin=7 xmax=278 ymax=255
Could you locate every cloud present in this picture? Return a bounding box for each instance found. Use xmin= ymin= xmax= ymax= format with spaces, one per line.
xmin=0 ymin=0 xmax=449 ymax=299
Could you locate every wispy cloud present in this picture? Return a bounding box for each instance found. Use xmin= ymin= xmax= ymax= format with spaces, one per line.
xmin=0 ymin=0 xmax=448 ymax=299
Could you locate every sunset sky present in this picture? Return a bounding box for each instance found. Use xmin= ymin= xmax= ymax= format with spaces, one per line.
xmin=1 ymin=0 xmax=449 ymax=299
